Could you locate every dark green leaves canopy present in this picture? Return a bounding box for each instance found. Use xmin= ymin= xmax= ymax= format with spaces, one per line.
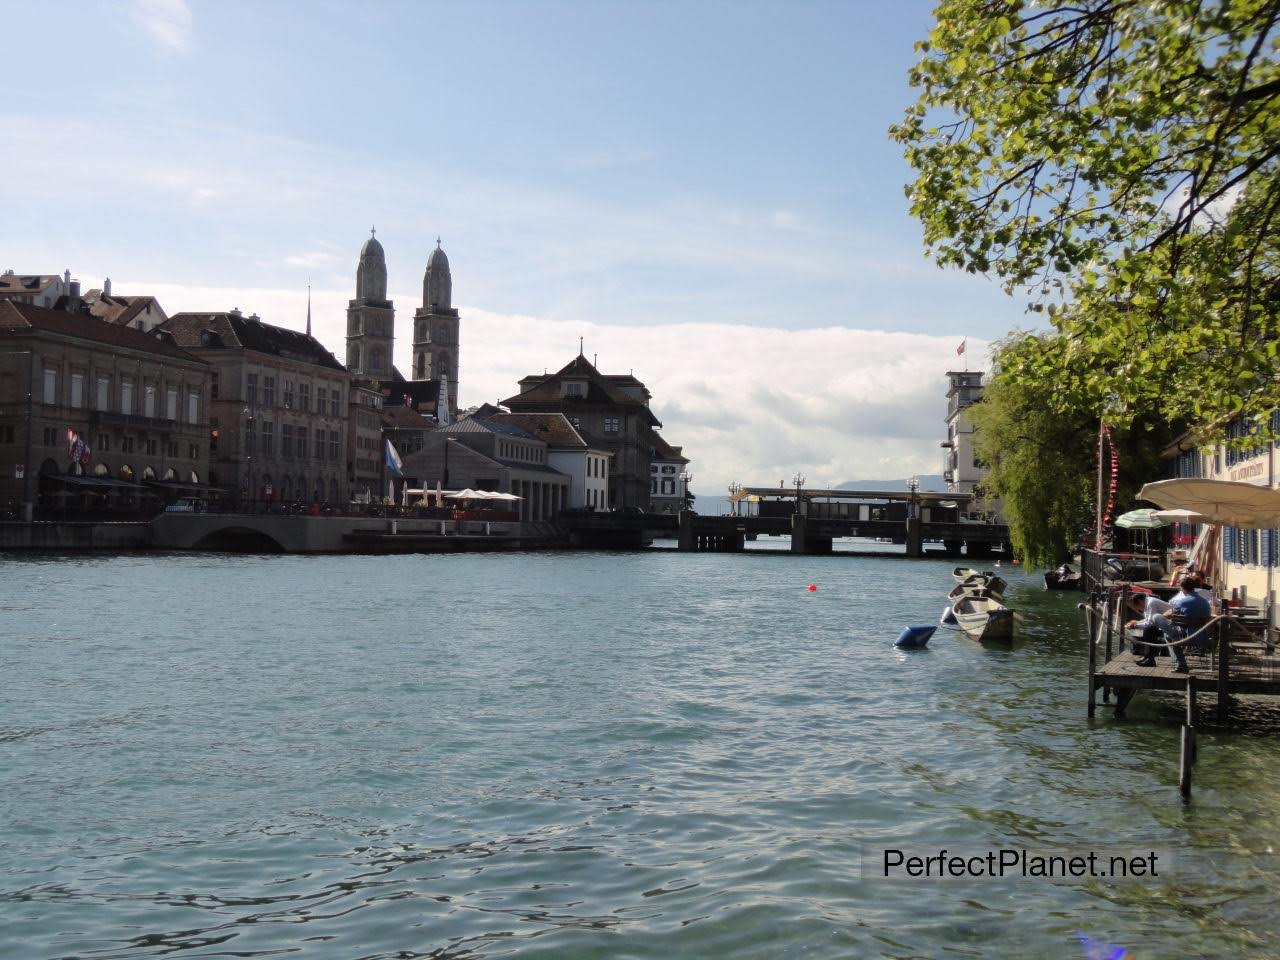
xmin=894 ymin=0 xmax=1280 ymax=437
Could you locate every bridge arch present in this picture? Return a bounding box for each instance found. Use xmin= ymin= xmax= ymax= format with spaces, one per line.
xmin=191 ymin=526 xmax=286 ymax=553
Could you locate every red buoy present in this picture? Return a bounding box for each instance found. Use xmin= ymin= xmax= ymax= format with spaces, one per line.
xmin=807 ymin=583 xmax=818 ymax=592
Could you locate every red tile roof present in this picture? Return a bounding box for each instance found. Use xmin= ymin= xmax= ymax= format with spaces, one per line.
xmin=0 ymin=299 xmax=205 ymax=364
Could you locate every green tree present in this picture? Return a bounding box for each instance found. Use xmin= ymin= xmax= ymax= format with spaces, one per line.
xmin=971 ymin=333 xmax=1178 ymax=566
xmin=893 ymin=0 xmax=1280 ymax=436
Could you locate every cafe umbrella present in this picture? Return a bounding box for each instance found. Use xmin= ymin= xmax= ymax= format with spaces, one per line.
xmin=1113 ymin=507 xmax=1168 ymax=554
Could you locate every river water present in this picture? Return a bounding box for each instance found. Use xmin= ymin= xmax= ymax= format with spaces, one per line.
xmin=3 ymin=549 xmax=1280 ymax=959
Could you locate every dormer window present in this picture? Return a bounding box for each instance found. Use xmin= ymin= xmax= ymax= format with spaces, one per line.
xmin=563 ymin=381 xmax=586 ymax=399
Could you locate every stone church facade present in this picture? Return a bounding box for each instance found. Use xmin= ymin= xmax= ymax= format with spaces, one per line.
xmin=344 ymin=231 xmax=459 ymax=419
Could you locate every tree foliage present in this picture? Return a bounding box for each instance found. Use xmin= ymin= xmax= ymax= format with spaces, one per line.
xmin=970 ymin=332 xmax=1178 ymax=567
xmin=894 ymin=0 xmax=1280 ymax=437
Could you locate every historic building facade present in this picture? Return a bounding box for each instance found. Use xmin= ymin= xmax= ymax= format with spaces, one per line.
xmin=0 ymin=300 xmax=211 ymax=516
xmin=503 ymin=354 xmax=664 ymax=510
xmin=412 ymin=242 xmax=459 ymax=417
xmin=345 ymin=230 xmax=395 ymax=383
xmin=161 ymin=310 xmax=352 ymax=504
xmin=649 ymin=433 xmax=689 ymax=514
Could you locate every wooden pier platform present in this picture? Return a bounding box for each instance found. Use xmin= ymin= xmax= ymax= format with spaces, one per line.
xmin=1097 ymin=647 xmax=1280 ymax=696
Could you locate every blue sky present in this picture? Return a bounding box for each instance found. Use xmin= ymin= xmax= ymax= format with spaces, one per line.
xmin=1 ymin=1 xmax=1035 ymax=492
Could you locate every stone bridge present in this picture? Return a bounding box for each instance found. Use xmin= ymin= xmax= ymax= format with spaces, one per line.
xmin=151 ymin=512 xmax=561 ymax=553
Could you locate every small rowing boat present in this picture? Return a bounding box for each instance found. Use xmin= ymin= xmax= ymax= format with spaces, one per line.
xmin=951 ymin=594 xmax=1016 ymax=642
xmin=948 ymin=581 xmax=1004 ymax=602
xmin=952 ymin=567 xmax=1008 ymax=594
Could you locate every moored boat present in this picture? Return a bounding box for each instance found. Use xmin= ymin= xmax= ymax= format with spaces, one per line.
xmin=951 ymin=594 xmax=1016 ymax=642
xmin=1043 ymin=564 xmax=1081 ymax=591
xmin=948 ymin=581 xmax=1004 ymax=602
xmin=953 ymin=568 xmax=1009 ymax=595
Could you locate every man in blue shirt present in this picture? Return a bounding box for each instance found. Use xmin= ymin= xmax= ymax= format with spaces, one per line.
xmin=1127 ymin=576 xmax=1212 ymax=672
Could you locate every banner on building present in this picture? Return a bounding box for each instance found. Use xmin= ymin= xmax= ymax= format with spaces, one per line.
xmin=66 ymin=428 xmax=91 ymax=465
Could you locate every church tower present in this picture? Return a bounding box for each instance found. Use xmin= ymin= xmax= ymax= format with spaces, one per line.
xmin=412 ymin=239 xmax=460 ymax=415
xmin=345 ymin=228 xmax=395 ymax=381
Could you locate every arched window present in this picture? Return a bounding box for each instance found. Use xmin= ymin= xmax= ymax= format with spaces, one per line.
xmin=348 ymin=344 xmax=361 ymax=370
xmin=372 ymin=347 xmax=384 ymax=373
xmin=415 ymin=354 xmax=425 ymax=379
xmin=280 ymin=476 xmax=292 ymax=500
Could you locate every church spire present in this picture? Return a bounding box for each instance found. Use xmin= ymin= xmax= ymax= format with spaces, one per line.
xmin=306 ymin=281 xmax=312 ymax=337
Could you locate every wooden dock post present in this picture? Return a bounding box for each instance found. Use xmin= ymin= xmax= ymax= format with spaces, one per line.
xmin=1217 ymin=614 xmax=1231 ymax=721
xmin=1086 ymin=599 xmax=1098 ymax=718
xmin=1103 ymin=592 xmax=1114 ymax=704
xmin=1179 ymin=723 xmax=1196 ymax=798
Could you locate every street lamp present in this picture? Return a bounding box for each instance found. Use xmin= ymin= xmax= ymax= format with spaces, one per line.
xmin=727 ymin=480 xmax=741 ymax=516
xmin=680 ymin=470 xmax=692 ymax=509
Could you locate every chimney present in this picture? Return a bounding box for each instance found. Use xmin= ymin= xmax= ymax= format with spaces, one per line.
xmin=103 ymin=277 xmax=112 ymax=297
xmin=229 ymin=307 xmax=242 ymax=317
xmin=67 ymin=280 xmax=82 ymax=313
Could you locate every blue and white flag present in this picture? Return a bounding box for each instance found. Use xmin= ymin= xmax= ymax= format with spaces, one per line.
xmin=385 ymin=439 xmax=403 ymax=477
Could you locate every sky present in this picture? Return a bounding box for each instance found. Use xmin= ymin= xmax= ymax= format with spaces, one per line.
xmin=0 ymin=0 xmax=1042 ymax=495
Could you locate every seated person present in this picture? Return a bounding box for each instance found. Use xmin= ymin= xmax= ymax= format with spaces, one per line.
xmin=1125 ymin=593 xmax=1171 ymax=665
xmin=1126 ymin=576 xmax=1210 ymax=672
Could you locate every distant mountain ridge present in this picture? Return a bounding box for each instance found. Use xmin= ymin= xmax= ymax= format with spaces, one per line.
xmin=837 ymin=475 xmax=947 ymax=493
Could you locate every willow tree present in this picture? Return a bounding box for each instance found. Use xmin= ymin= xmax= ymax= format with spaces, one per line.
xmin=970 ymin=332 xmax=1177 ymax=566
xmin=893 ymin=0 xmax=1280 ymax=437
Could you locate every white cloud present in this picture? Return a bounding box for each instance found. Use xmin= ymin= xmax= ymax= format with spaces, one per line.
xmin=120 ymin=279 xmax=987 ymax=496
xmin=131 ymin=0 xmax=192 ymax=53
xmin=283 ymin=251 xmax=341 ymax=270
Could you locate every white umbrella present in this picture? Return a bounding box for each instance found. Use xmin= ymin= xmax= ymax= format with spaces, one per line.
xmin=1153 ymin=508 xmax=1207 ymax=524
xmin=446 ymin=488 xmax=479 ymax=499
xmin=1139 ymin=478 xmax=1280 ymax=528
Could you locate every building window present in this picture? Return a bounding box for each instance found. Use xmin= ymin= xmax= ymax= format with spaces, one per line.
xmin=96 ymin=374 xmax=111 ymax=410
xmin=246 ymin=373 xmax=258 ymax=405
xmin=0 ymin=425 xmax=13 ymax=444
xmin=263 ymin=376 xmax=276 ymax=407
xmin=187 ymin=390 xmax=200 ymax=424
xmin=604 ymin=417 xmax=620 ymax=433
xmin=143 ymin=383 xmax=156 ymax=417
xmin=261 ymin=421 xmax=274 ymax=456
xmin=297 ymin=429 xmax=307 ymax=459
xmin=661 ymin=479 xmax=676 ymax=495
xmin=315 ymin=428 xmax=325 ymax=460
xmin=299 ymin=382 xmax=311 ymax=412
xmin=245 ymin=418 xmax=256 ymax=454
xmin=329 ymin=430 xmax=339 ymax=460
xmin=330 ymin=390 xmax=340 ymax=416
xmin=121 ymin=436 xmax=135 ymax=454
xmin=316 ymin=386 xmax=326 ymax=414
xmin=282 ymin=424 xmax=294 ymax=458
xmin=211 ymin=372 xmax=219 ymax=400
xmin=651 ymin=479 xmax=658 ymax=494
xmin=166 ymin=385 xmax=178 ymax=421
xmin=98 ymin=433 xmax=110 ymax=451
xmin=147 ymin=438 xmax=158 ymax=455
xmin=168 ymin=440 xmax=179 ymax=458
xmin=70 ymin=371 xmax=84 ymax=408
xmin=42 ymin=367 xmax=58 ymax=405
xmin=120 ymin=378 xmax=134 ymax=414
xmin=189 ymin=442 xmax=199 ymax=460
xmin=43 ymin=427 xmax=58 ymax=446
xmin=284 ymin=380 xmax=294 ymax=409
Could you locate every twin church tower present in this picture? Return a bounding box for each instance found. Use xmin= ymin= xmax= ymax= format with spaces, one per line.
xmin=345 ymin=229 xmax=460 ymax=416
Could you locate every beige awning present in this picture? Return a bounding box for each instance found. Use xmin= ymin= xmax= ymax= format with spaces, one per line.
xmin=1139 ymin=478 xmax=1280 ymax=528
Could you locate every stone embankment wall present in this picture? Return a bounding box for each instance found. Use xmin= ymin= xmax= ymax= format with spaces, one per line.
xmin=0 ymin=521 xmax=153 ymax=551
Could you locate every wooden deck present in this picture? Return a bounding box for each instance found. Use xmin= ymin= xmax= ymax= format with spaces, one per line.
xmin=1097 ymin=647 xmax=1280 ymax=696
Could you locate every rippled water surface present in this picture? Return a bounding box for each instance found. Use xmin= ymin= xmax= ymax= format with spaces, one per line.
xmin=3 ymin=549 xmax=1280 ymax=959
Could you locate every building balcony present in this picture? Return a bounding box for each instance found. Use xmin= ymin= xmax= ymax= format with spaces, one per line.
xmin=90 ymin=410 xmax=180 ymax=433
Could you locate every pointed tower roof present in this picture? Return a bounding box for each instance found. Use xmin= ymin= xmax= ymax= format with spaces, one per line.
xmin=426 ymin=237 xmax=449 ymax=272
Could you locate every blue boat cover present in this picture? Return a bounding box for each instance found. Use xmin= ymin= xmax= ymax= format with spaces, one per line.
xmin=895 ymin=625 xmax=937 ymax=649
